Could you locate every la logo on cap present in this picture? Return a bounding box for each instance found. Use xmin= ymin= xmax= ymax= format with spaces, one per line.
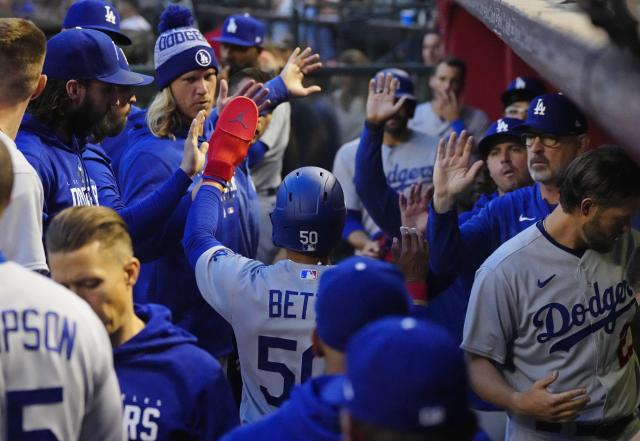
xmin=515 ymin=77 xmax=526 ymax=89
xmin=195 ymin=49 xmax=211 ymax=67
xmin=227 ymin=17 xmax=237 ymax=33
xmin=533 ymin=98 xmax=546 ymax=116
xmin=104 ymin=5 xmax=117 ymax=24
xmin=497 ymin=119 xmax=509 ymax=132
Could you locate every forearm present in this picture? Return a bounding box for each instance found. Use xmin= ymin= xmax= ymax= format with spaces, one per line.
xmin=465 ymin=353 xmax=517 ymax=413
xmin=354 ymin=122 xmax=401 ymax=236
xmin=182 ymin=183 xmax=224 ymax=269
xmin=120 ymin=169 xmax=192 ymax=242
xmin=347 ymin=229 xmax=370 ymax=250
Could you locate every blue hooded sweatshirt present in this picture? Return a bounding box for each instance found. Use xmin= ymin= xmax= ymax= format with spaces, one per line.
xmin=221 ymin=376 xmax=340 ymax=441
xmin=116 ymin=303 xmax=239 ymax=441
xmin=118 ymin=109 xmax=259 ymax=358
xmin=17 ymin=114 xmax=99 ymax=228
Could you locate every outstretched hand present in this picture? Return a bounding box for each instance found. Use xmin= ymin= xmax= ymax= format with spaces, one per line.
xmin=391 ymin=226 xmax=429 ymax=283
xmin=279 ymin=47 xmax=322 ymax=97
xmin=366 ymin=72 xmax=406 ymax=125
xmin=432 ymin=131 xmax=483 ymax=213
xmin=399 ymin=182 xmax=433 ymax=236
xmin=217 ymin=79 xmax=270 ymax=116
xmin=180 ymin=110 xmax=210 ymax=178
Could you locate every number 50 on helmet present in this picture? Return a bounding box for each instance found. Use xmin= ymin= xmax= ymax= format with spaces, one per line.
xmin=270 ymin=166 xmax=346 ymax=255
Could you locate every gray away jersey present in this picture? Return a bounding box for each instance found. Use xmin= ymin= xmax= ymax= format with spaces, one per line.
xmin=0 ymin=261 xmax=124 ymax=441
xmin=195 ymin=246 xmax=330 ymax=423
xmin=463 ymin=224 xmax=640 ymax=428
xmin=332 ymin=129 xmax=439 ymax=238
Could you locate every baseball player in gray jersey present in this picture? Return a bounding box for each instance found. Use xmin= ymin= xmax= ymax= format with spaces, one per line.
xmin=463 ymin=146 xmax=640 ymax=440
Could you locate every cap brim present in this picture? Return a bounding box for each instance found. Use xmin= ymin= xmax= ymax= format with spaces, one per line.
xmin=87 ymin=26 xmax=132 ymax=45
xmin=212 ymin=35 xmax=256 ymax=47
xmin=98 ymin=68 xmax=153 ymax=86
xmin=320 ymin=376 xmax=348 ymax=406
xmin=478 ymin=132 xmax=521 ymax=156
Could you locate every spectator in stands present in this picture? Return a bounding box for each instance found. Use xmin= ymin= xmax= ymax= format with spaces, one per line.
xmin=0 ymin=18 xmax=48 ymax=272
xmin=422 ymin=29 xmax=445 ymax=67
xmin=331 ymin=49 xmax=370 ymax=145
xmin=409 ymin=57 xmax=489 ymax=142
xmin=501 ymin=77 xmax=546 ymax=121
xmin=115 ymin=0 xmax=155 ymax=64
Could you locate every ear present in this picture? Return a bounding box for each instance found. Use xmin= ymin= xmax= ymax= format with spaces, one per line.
xmin=311 ymin=327 xmax=325 ymax=358
xmin=30 ymin=74 xmax=48 ymax=101
xmin=65 ymin=79 xmax=85 ymax=102
xmin=577 ymin=134 xmax=591 ymax=153
xmin=123 ymin=256 xmax=140 ymax=287
xmin=580 ymin=198 xmax=596 ymax=217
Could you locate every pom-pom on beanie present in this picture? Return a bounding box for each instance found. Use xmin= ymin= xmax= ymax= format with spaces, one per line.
xmin=154 ymin=5 xmax=218 ymax=90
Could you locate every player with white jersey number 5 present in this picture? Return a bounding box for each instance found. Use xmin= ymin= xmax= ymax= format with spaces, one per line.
xmin=182 ymin=96 xmax=346 ymax=424
xmin=463 ymin=146 xmax=640 ymax=440
xmin=0 ymin=121 xmax=124 ymax=440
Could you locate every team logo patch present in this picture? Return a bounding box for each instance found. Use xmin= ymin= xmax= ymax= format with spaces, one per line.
xmin=104 ymin=5 xmax=117 ymax=24
xmin=195 ymin=49 xmax=211 ymax=67
xmin=300 ymin=269 xmax=318 ymax=280
xmin=211 ymin=248 xmax=230 ymax=262
xmin=227 ymin=17 xmax=237 ymax=33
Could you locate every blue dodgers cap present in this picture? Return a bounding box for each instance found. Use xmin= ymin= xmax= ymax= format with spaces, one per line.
xmin=477 ymin=117 xmax=524 ymax=157
xmin=513 ymin=93 xmax=587 ymax=136
xmin=374 ymin=68 xmax=416 ymax=101
xmin=115 ymin=46 xmax=153 ymax=86
xmin=44 ymin=28 xmax=151 ymax=85
xmin=63 ymin=0 xmax=132 ymax=45
xmin=315 ymin=256 xmax=411 ymax=352
xmin=501 ymin=76 xmax=546 ymax=106
xmin=154 ymin=5 xmax=218 ymax=90
xmin=213 ymin=14 xmax=266 ymax=47
xmin=324 ymin=317 xmax=475 ymax=432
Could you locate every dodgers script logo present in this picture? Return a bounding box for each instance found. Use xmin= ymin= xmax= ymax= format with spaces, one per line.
xmin=532 ymin=280 xmax=635 ymax=353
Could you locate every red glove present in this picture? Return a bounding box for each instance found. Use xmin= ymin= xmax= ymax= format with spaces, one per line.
xmin=204 ymin=96 xmax=259 ymax=182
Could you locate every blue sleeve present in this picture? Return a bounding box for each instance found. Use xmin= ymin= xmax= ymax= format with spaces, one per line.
xmin=451 ymin=118 xmax=465 ymax=135
xmin=354 ymin=122 xmax=402 ymax=236
xmin=264 ymin=76 xmax=288 ymax=111
xmin=427 ymin=201 xmax=494 ymax=278
xmin=183 ymin=185 xmax=224 ymax=269
xmin=120 ymin=150 xmax=174 ymax=204
xmin=247 ymin=140 xmax=269 ymax=167
xmin=342 ymin=209 xmax=366 ymax=240
xmin=196 ymin=362 xmax=240 ymax=441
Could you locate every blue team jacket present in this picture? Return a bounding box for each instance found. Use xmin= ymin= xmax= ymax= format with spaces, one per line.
xmin=221 ymin=376 xmax=340 ymax=441
xmin=115 ymin=303 xmax=239 ymax=441
xmin=119 ymin=109 xmax=259 ymax=358
xmin=17 ymin=114 xmax=98 ymax=228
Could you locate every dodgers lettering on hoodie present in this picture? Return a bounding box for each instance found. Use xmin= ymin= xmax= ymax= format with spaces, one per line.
xmin=115 ymin=303 xmax=239 ymax=441
xmin=17 ymin=114 xmax=99 ymax=228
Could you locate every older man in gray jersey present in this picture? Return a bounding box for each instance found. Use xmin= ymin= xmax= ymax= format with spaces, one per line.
xmin=463 ymin=146 xmax=640 ymax=440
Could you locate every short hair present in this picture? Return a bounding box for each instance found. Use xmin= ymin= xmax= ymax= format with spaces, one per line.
xmin=228 ymin=68 xmax=273 ymax=95
xmin=559 ymin=145 xmax=640 ymax=212
xmin=0 ymin=137 xmax=14 ymax=209
xmin=437 ymin=57 xmax=466 ymax=83
xmin=46 ymin=206 xmax=133 ymax=258
xmin=0 ymin=18 xmax=46 ymax=103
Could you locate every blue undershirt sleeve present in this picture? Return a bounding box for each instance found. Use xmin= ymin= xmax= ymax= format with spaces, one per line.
xmin=247 ymin=141 xmax=269 ymax=167
xmin=342 ymin=209 xmax=366 ymax=240
xmin=183 ymin=185 xmax=224 ymax=269
xmin=451 ymin=118 xmax=466 ymax=135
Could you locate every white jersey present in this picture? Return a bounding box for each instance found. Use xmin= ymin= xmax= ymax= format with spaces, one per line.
xmin=195 ymin=246 xmax=330 ymax=423
xmin=409 ymin=101 xmax=489 ymax=142
xmin=0 ymin=260 xmax=124 ymax=441
xmin=332 ymin=130 xmax=439 ymax=238
xmin=462 ymin=223 xmax=640 ymax=439
xmin=251 ymin=102 xmax=291 ymax=193
xmin=0 ymin=131 xmax=47 ymax=272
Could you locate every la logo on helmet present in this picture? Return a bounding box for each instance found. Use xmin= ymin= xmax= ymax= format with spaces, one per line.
xmin=104 ymin=5 xmax=117 ymax=24
xmin=195 ymin=49 xmax=211 ymax=67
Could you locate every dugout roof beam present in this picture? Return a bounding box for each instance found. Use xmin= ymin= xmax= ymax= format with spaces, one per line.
xmin=455 ymin=0 xmax=640 ymax=161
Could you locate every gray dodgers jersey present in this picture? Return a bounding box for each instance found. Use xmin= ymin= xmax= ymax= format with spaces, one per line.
xmin=462 ymin=223 xmax=640 ymax=424
xmin=250 ymin=102 xmax=291 ymax=192
xmin=195 ymin=246 xmax=330 ymax=423
xmin=0 ymin=261 xmax=124 ymax=441
xmin=409 ymin=101 xmax=489 ymax=142
xmin=332 ymin=129 xmax=439 ymax=237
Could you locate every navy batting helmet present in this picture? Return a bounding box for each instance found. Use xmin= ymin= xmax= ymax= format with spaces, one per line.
xmin=271 ymin=167 xmax=346 ymax=254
